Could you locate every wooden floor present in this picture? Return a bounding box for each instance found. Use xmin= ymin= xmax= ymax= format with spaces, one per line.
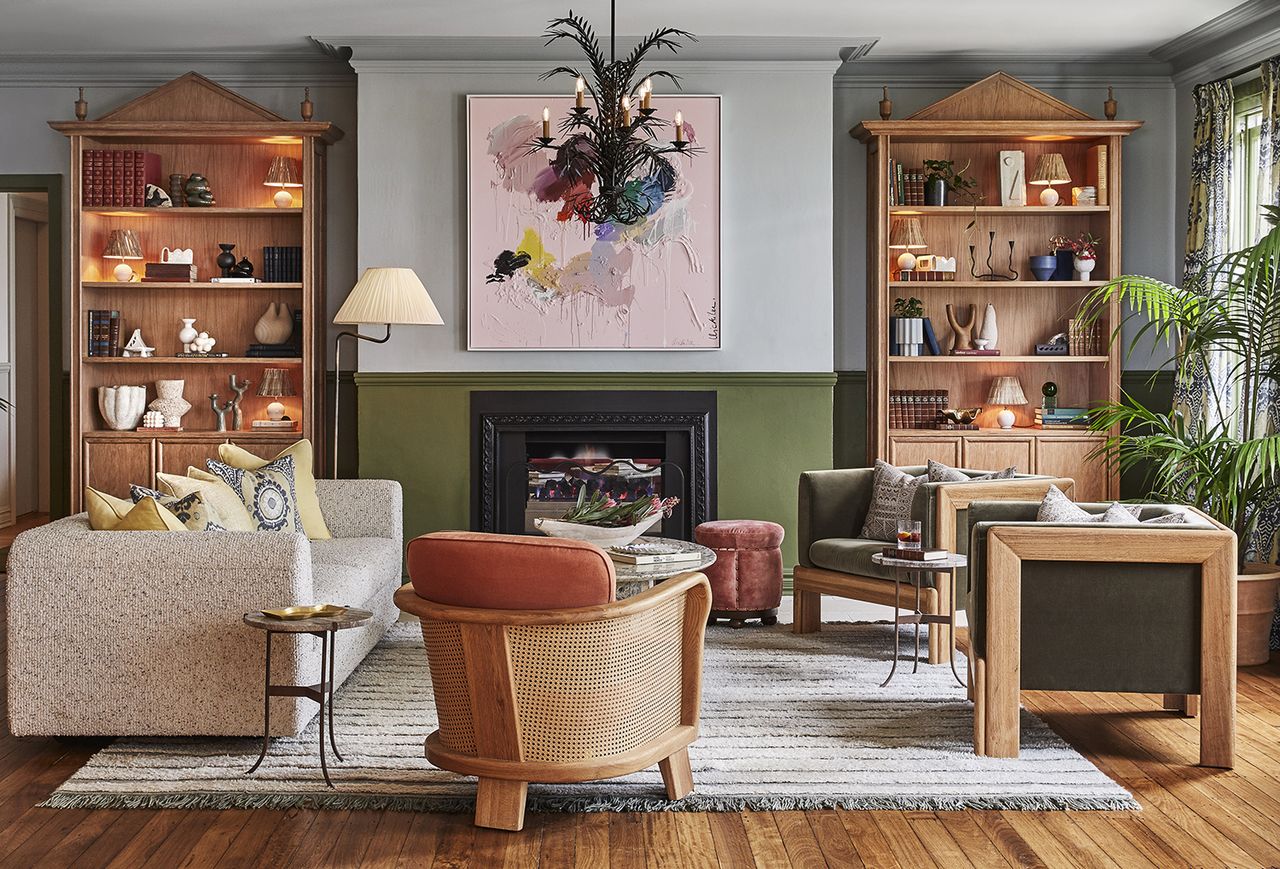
xmin=5 ymin=652 xmax=1280 ymax=866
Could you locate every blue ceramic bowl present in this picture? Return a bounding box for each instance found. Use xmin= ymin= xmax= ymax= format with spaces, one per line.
xmin=1029 ymin=255 xmax=1057 ymax=281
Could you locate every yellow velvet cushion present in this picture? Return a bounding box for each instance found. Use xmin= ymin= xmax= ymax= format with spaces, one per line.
xmin=217 ymin=440 xmax=331 ymax=540
xmin=109 ymin=496 xmax=188 ymax=532
xmin=156 ymin=468 xmax=256 ymax=532
xmin=85 ymin=487 xmax=136 ymax=530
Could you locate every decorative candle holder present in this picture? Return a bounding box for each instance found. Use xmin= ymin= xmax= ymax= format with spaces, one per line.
xmin=570 ymin=106 xmax=589 ymax=117
xmin=640 ymin=107 xmax=656 ymax=117
xmin=535 ymin=136 xmax=554 ymax=147
xmin=670 ymin=140 xmax=688 ymax=151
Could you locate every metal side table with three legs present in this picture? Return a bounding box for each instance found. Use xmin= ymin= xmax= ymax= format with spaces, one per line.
xmin=870 ymin=552 xmax=967 ymax=689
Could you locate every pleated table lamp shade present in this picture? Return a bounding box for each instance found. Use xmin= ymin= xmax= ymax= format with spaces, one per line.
xmin=333 ymin=267 xmax=444 ymax=325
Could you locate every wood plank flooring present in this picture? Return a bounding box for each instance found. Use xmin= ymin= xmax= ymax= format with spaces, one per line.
xmin=6 ymin=645 xmax=1280 ymax=865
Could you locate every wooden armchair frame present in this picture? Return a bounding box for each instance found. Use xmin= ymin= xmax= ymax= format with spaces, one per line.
xmin=971 ymin=508 xmax=1237 ymax=767
xmin=795 ymin=476 xmax=1075 ymax=664
xmin=395 ymin=572 xmax=712 ymax=831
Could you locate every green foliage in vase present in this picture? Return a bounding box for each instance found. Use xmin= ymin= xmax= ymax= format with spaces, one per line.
xmin=558 ymin=488 xmax=681 ymax=527
xmin=892 ymin=297 xmax=924 ymax=318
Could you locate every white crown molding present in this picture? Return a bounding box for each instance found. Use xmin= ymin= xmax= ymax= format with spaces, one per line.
xmin=1153 ymin=0 xmax=1276 ymax=62
xmin=834 ymin=53 xmax=1172 ymax=86
xmin=350 ymin=59 xmax=840 ymax=76
xmin=0 ymin=47 xmax=353 ymax=87
xmin=1152 ymin=0 xmax=1280 ymax=83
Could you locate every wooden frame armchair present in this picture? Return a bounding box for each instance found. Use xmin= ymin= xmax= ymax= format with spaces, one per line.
xmin=395 ymin=570 xmax=712 ymax=831
xmin=793 ymin=466 xmax=1074 ymax=663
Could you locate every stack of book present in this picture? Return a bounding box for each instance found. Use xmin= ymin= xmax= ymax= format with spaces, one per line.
xmin=880 ymin=547 xmax=949 ymax=562
xmin=951 ymin=348 xmax=1001 ymax=356
xmin=608 ymin=541 xmax=703 ymax=566
xmin=143 ymin=262 xmax=197 ymax=282
xmin=87 ymin=310 xmax=121 ymax=357
xmin=247 ymin=308 xmax=303 ymax=357
xmin=263 ymin=246 xmax=303 ymax=283
xmin=889 ymin=389 xmax=948 ymax=430
xmin=81 ymin=150 xmax=162 ymax=207
xmin=252 ymin=419 xmax=297 ymax=432
xmin=888 ymin=161 xmax=926 ymax=206
xmin=1035 ymin=407 xmax=1089 ymax=430
xmin=1067 ymin=319 xmax=1103 ymax=355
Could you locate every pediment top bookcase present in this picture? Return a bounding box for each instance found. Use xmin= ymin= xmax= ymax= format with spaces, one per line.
xmin=852 ymin=72 xmax=1142 ymax=500
xmin=53 ymin=72 xmax=342 ymax=508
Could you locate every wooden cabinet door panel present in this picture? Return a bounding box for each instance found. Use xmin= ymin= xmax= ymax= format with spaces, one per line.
xmin=963 ymin=437 xmax=1035 ymax=475
xmin=225 ymin=438 xmax=292 ymax=463
xmin=84 ymin=439 xmax=153 ymax=499
xmin=888 ymin=437 xmax=961 ymax=468
xmin=1036 ymin=437 xmax=1110 ymax=501
xmin=156 ymin=439 xmax=227 ymax=479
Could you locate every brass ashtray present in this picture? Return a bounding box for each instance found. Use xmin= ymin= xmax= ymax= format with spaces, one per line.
xmin=262 ymin=604 xmax=346 ymax=621
xmin=941 ymin=407 xmax=982 ymax=425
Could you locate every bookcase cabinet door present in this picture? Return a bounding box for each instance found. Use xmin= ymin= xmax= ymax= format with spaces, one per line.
xmin=888 ymin=436 xmax=961 ymax=468
xmin=1036 ymin=437 xmax=1109 ymax=501
xmin=83 ymin=439 xmax=153 ymax=499
xmin=156 ymin=438 xmax=228 ymax=480
xmin=963 ymin=437 xmax=1035 ymax=475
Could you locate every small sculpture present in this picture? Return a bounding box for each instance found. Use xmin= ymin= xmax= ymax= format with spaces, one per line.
xmin=231 ymin=257 xmax=254 ymax=278
xmin=228 ymin=374 xmax=251 ymax=431
xmin=169 ymin=174 xmax=186 ymax=207
xmin=192 ymin=332 xmax=217 ymax=354
xmin=145 ymin=184 xmax=172 ymax=208
xmin=1104 ymin=86 xmax=1117 ymax=121
xmin=301 ymin=87 xmax=314 ymax=121
xmin=75 ymin=87 xmax=88 ymax=121
xmin=979 ymin=303 xmax=999 ymax=349
xmin=178 ymin=318 xmax=198 ymax=352
xmin=209 ymin=393 xmax=233 ymax=432
xmin=140 ymin=410 xmax=165 ymax=429
xmin=184 ymin=173 xmax=214 ymax=207
xmin=216 ymin=243 xmax=236 ymax=277
xmin=121 ymin=329 xmax=154 ymax=358
xmin=945 ymin=304 xmax=977 ymax=352
xmin=98 ymin=385 xmax=147 ymax=430
xmin=878 ymin=86 xmax=892 ymax=120
xmin=254 ymin=302 xmax=293 ymax=344
xmin=149 ymin=379 xmax=191 ymax=428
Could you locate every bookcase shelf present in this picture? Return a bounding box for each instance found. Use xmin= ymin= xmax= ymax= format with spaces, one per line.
xmin=889 ymin=280 xmax=1104 ymax=289
xmin=889 ymin=356 xmax=1109 ymax=364
xmin=889 ymin=205 xmax=1110 ymax=215
xmin=83 ymin=356 xmax=303 ymax=365
xmin=82 ymin=207 xmax=301 ymax=217
xmin=82 ymin=281 xmax=303 ymax=290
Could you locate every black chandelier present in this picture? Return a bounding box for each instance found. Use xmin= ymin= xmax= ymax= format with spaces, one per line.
xmin=531 ymin=1 xmax=700 ymax=226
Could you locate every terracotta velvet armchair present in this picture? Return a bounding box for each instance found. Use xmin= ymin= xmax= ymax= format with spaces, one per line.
xmin=395 ymin=531 xmax=712 ymax=831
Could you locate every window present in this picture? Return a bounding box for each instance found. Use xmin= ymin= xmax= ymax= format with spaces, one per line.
xmin=1229 ymin=79 xmax=1264 ymax=249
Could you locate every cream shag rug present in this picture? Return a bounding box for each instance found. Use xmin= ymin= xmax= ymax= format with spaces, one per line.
xmin=44 ymin=621 xmax=1137 ymax=812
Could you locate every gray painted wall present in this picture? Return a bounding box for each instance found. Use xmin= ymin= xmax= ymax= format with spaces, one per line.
xmin=351 ymin=60 xmax=837 ymax=373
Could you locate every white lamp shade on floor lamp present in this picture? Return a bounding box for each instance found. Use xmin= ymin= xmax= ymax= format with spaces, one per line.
xmin=334 ymin=267 xmax=444 ymax=326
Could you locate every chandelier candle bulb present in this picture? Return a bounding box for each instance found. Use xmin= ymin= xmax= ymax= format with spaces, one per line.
xmin=575 ymin=76 xmax=585 ymax=108
xmin=642 ymin=78 xmax=652 ymax=110
xmin=621 ymin=95 xmax=631 ymax=126
xmin=542 ymin=106 xmax=551 ymax=139
xmin=675 ymin=110 xmax=684 ymax=143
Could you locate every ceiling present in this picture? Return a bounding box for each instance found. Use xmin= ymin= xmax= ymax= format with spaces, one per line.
xmin=0 ymin=0 xmax=1245 ymax=57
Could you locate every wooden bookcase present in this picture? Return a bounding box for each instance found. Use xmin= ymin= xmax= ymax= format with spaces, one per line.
xmin=852 ymin=73 xmax=1142 ymax=500
xmin=52 ymin=73 xmax=342 ymax=509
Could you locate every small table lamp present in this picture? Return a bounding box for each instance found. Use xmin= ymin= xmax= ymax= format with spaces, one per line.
xmin=257 ymin=367 xmax=296 ymax=423
xmin=1029 ymin=153 xmax=1071 ymax=206
xmin=103 ymin=229 xmax=143 ymax=281
xmin=331 ymin=267 xmax=444 ymax=475
xmin=889 ymin=217 xmax=927 ymax=272
xmin=987 ymin=376 xmax=1028 ymax=429
xmin=263 ymin=156 xmax=302 ymax=208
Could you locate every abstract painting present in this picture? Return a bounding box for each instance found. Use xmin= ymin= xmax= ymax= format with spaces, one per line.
xmin=467 ymin=95 xmax=721 ymax=350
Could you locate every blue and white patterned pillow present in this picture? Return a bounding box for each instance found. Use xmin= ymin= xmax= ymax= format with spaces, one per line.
xmin=130 ymin=484 xmax=225 ymax=531
xmin=204 ymin=455 xmax=304 ymax=533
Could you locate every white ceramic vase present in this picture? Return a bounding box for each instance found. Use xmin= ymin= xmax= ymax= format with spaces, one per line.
xmin=979 ymin=303 xmax=998 ymax=349
xmin=254 ymin=302 xmax=293 ymax=345
xmin=178 ymin=318 xmax=198 ymax=352
xmin=98 ymin=385 xmax=147 ymax=430
xmin=1074 ymin=257 xmax=1096 ymax=281
xmin=149 ymin=379 xmax=191 ymax=428
xmin=893 ymin=318 xmax=924 ymax=356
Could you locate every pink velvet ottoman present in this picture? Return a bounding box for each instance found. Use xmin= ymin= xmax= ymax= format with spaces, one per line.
xmin=695 ymin=520 xmax=784 ymax=627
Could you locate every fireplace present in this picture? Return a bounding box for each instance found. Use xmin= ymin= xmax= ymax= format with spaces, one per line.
xmin=471 ymin=391 xmax=716 ymax=541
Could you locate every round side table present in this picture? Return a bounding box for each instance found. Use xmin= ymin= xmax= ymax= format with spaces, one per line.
xmin=243 ymin=607 xmax=373 ymax=787
xmin=870 ymin=552 xmax=967 ymax=689
xmin=612 ymin=537 xmax=716 ymax=600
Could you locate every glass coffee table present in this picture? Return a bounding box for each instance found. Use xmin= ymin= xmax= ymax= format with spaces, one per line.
xmin=613 ymin=536 xmax=716 ymax=599
xmin=870 ymin=551 xmax=967 ymax=689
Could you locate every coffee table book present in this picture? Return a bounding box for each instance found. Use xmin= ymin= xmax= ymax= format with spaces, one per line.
xmin=880 ymin=547 xmax=950 ymax=562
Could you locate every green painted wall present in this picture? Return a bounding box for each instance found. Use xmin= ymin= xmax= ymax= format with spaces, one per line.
xmin=356 ymin=372 xmax=836 ymax=568
xmin=833 ymin=371 xmax=867 ymax=469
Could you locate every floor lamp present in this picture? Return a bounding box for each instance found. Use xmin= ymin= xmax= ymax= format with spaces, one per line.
xmin=331 ymin=267 xmax=443 ymax=477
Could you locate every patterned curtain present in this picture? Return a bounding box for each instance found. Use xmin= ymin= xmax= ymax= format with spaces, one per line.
xmin=1259 ymin=59 xmax=1280 ymax=209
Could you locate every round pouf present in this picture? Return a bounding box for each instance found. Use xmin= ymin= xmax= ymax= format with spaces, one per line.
xmin=695 ymin=520 xmax=784 ymax=628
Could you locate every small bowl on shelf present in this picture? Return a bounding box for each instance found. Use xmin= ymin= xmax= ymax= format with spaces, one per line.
xmin=940 ymin=407 xmax=982 ymax=425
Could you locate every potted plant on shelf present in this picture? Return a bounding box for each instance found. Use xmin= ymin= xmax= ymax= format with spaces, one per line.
xmin=1078 ymin=206 xmax=1280 ymax=665
xmin=922 ymin=159 xmax=978 ymax=207
xmin=890 ymin=296 xmax=925 ymax=356
xmin=534 ymin=487 xmax=681 ymax=549
xmin=1068 ymin=231 xmax=1101 ymax=281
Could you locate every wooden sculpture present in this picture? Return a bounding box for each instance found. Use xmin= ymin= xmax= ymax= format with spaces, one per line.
xmin=946 ymin=303 xmax=977 ymax=351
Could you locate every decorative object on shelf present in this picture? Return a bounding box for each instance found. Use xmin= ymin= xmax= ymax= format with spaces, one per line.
xmin=230 ymin=256 xmax=254 ymax=278
xmin=1065 ymin=231 xmax=1101 ymax=280
xmin=300 ymin=86 xmax=314 ymax=121
xmin=97 ymin=385 xmax=146 ymax=430
xmin=969 ymin=230 xmax=1018 ymax=280
xmin=888 ymin=217 xmax=926 ymax=272
xmin=228 ymin=374 xmax=251 ymax=431
xmin=191 ymin=332 xmax=217 ymax=355
xmin=102 ymin=229 xmax=143 ymax=282
xmin=183 ymin=173 xmax=214 ymax=207
xmin=1067 ymin=318 xmax=1102 ymax=356
xmin=1034 ymin=332 xmax=1070 ymax=355
xmin=941 ymin=407 xmax=981 ymax=425
xmin=121 ymin=328 xmax=154 ymax=358
xmin=161 ymin=246 xmax=193 ymax=264
xmin=987 ymin=376 xmax=1028 ymax=430
xmin=1029 ymin=253 xmax=1057 ymax=281
xmin=332 ymin=267 xmax=444 ymax=475
xmin=139 ymin=410 xmax=165 ymax=429
xmin=922 ymin=158 xmax=977 ymax=207
xmin=998 ymin=150 xmax=1026 ymax=206
xmin=1071 ymin=185 xmax=1097 ymax=206
xmin=178 ymin=318 xmax=198 ymax=352
xmin=254 ymin=302 xmax=293 ymax=345
xmin=1104 ymin=85 xmax=1117 ymax=121
xmin=145 ymin=184 xmax=172 ymax=208
xmin=1028 ymin=153 xmax=1070 ymax=206
xmin=890 ymin=297 xmax=925 ymax=357
xmin=979 ymin=303 xmax=999 ymax=350
xmin=144 ymin=261 xmax=197 ymax=283
xmin=215 ymin=243 xmax=236 ymax=277
xmin=209 ymin=391 xmax=234 ymax=432
xmin=168 ymin=173 xmax=185 ymax=207
xmin=149 ymin=379 xmax=191 ymax=428
xmin=973 ymin=338 xmax=990 ymax=350
xmin=879 ymin=86 xmax=892 ymax=120
xmin=74 ymin=86 xmax=88 ymax=121
xmin=945 ymin=303 xmax=976 ymax=351
xmin=1048 ymin=235 xmax=1075 ymax=281
xmin=257 ymin=367 xmax=296 ymax=425
xmin=263 ymin=156 xmax=301 ymax=208
xmin=1041 ymin=380 xmax=1058 ymax=413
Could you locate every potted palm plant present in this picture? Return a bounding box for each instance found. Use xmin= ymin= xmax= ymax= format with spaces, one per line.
xmin=1078 ymin=206 xmax=1280 ymax=665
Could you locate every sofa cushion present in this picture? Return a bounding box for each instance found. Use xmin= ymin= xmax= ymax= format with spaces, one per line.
xmin=311 ymin=537 xmax=402 ymax=607
xmin=927 ymin=459 xmax=1017 ymax=483
xmin=407 ymin=531 xmax=616 ymax=610
xmin=859 ymin=461 xmax=925 ymax=542
xmin=1037 ymin=484 xmax=1140 ymax=523
xmin=157 ymin=469 xmax=257 ymax=532
xmin=808 ymin=538 xmax=899 ymax=581
xmin=130 ymin=485 xmax=224 ymax=531
xmin=205 ymin=455 xmax=304 ymax=534
xmin=218 ymin=440 xmax=332 ymax=541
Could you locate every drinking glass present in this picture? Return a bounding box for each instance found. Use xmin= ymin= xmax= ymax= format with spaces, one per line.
xmin=896 ymin=519 xmax=922 ymax=551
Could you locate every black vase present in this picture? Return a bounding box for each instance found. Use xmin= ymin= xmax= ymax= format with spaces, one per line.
xmin=216 ymin=243 xmax=236 ymax=277
xmin=924 ymin=178 xmax=948 ymax=206
xmin=1052 ymin=249 xmax=1074 ymax=281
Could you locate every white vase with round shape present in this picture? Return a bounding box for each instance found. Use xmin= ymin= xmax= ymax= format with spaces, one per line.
xmin=97 ymin=385 xmax=146 ymax=430
xmin=979 ymin=303 xmax=998 ymax=350
xmin=254 ymin=302 xmax=293 ymax=345
xmin=1074 ymin=256 xmax=1096 ymax=281
xmin=178 ymin=318 xmax=198 ymax=353
xmin=149 ymin=379 xmax=191 ymax=428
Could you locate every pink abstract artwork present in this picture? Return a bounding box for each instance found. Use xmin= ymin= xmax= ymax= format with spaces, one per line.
xmin=467 ymin=95 xmax=721 ymax=350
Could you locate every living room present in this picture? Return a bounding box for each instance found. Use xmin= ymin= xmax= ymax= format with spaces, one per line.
xmin=0 ymin=0 xmax=1277 ymax=865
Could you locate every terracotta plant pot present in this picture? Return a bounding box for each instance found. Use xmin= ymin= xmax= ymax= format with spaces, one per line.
xmin=1237 ymin=564 xmax=1280 ymax=666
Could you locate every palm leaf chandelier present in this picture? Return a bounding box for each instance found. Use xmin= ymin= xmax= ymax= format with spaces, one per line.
xmin=532 ymin=1 xmax=701 ymax=227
